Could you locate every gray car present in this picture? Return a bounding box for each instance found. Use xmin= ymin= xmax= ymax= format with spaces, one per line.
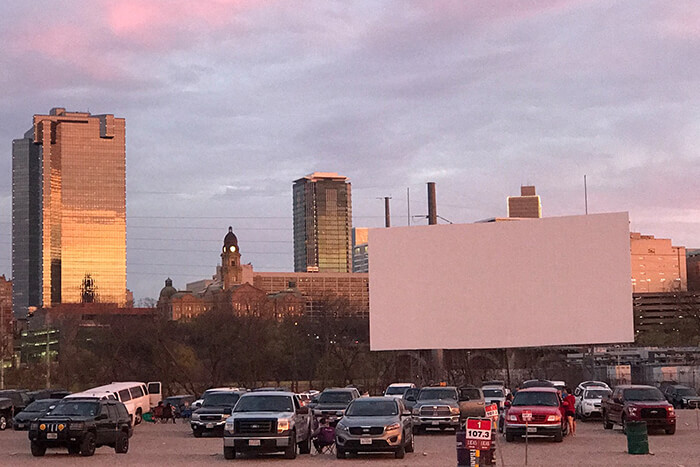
xmin=335 ymin=397 xmax=414 ymax=459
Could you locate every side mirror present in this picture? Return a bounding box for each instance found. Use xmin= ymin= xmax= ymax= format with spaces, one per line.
xmin=311 ymin=397 xmax=318 ymax=404
xmin=96 ymin=413 xmax=109 ymax=420
xmin=402 ymin=410 xmax=412 ymax=417
xmin=405 ymin=396 xmax=416 ymax=402
xmin=504 ymin=401 xmax=511 ymax=408
xmin=223 ymin=407 xmax=232 ymax=415
xmin=297 ymin=406 xmax=309 ymax=415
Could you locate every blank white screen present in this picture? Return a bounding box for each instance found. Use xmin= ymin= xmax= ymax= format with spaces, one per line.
xmin=369 ymin=212 xmax=633 ymax=350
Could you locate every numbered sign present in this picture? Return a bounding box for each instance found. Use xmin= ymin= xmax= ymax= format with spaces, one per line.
xmin=465 ymin=418 xmax=492 ymax=451
xmin=484 ymin=403 xmax=498 ymax=420
xmin=521 ymin=410 xmax=533 ymax=422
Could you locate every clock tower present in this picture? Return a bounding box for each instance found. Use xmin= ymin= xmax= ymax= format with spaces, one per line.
xmin=221 ymin=226 xmax=242 ymax=290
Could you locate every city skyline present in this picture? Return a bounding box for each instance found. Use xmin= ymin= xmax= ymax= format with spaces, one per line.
xmin=0 ymin=1 xmax=698 ymax=301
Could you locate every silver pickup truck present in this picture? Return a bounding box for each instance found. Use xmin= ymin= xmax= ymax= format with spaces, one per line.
xmin=222 ymin=391 xmax=312 ymax=460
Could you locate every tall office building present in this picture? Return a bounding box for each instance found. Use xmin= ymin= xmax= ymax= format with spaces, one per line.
xmin=293 ymin=172 xmax=352 ymax=273
xmin=12 ymin=108 xmax=126 ymax=318
xmin=507 ymin=185 xmax=542 ymax=218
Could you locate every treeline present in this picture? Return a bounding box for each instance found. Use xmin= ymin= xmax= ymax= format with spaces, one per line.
xmin=9 ymin=299 xmax=397 ymax=396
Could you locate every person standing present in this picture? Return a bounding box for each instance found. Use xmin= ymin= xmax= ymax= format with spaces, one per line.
xmin=562 ymin=388 xmax=576 ymax=436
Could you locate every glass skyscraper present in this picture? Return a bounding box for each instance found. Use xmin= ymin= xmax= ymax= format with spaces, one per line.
xmin=12 ymin=108 xmax=126 ymax=318
xmin=293 ymin=172 xmax=352 ymax=273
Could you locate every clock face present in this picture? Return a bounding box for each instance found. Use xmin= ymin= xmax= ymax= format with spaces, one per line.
xmin=229 ymin=245 xmax=237 ymax=253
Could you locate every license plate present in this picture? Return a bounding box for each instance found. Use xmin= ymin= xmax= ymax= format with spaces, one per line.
xmin=431 ymin=421 xmax=440 ymax=425
xmin=360 ymin=438 xmax=372 ymax=445
xmin=249 ymin=439 xmax=261 ymax=446
xmin=47 ymin=433 xmax=58 ymax=439
xmin=206 ymin=423 xmax=214 ymax=429
xmin=527 ymin=427 xmax=537 ymax=433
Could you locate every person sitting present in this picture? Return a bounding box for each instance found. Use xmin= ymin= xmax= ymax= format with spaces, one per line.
xmin=312 ymin=417 xmax=336 ymax=454
xmin=153 ymin=401 xmax=164 ymax=422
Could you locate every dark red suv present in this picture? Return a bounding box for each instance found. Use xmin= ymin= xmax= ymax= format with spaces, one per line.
xmin=602 ymin=385 xmax=676 ymax=434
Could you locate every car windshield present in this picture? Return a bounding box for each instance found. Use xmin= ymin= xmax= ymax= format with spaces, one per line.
xmin=418 ymin=388 xmax=456 ymax=401
xmin=203 ymin=393 xmax=240 ymax=407
xmin=234 ymin=395 xmax=293 ymax=412
xmin=624 ymin=388 xmax=665 ymax=401
xmin=385 ymin=387 xmax=408 ymax=396
xmin=346 ymin=400 xmax=398 ymax=416
xmin=51 ymin=401 xmax=99 ymax=416
xmin=584 ymin=389 xmax=611 ymax=399
xmin=23 ymin=400 xmax=55 ymax=413
xmin=483 ymin=389 xmax=504 ymax=398
xmin=460 ymin=389 xmax=481 ymax=400
xmin=318 ymin=391 xmax=353 ymax=404
xmin=677 ymin=388 xmax=697 ymax=397
xmin=512 ymin=391 xmax=559 ymax=407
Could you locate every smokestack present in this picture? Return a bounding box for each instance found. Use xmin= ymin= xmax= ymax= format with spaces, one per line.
xmin=384 ymin=197 xmax=391 ymax=228
xmin=427 ymin=182 xmax=437 ymax=225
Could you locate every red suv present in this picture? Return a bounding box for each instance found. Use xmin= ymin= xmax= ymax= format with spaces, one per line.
xmin=504 ymin=387 xmax=565 ymax=442
xmin=602 ymin=385 xmax=676 ymax=434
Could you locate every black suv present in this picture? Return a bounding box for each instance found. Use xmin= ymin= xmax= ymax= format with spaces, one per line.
xmin=29 ymin=398 xmax=132 ymax=457
xmin=0 ymin=389 xmax=31 ymax=414
xmin=191 ymin=390 xmax=245 ymax=437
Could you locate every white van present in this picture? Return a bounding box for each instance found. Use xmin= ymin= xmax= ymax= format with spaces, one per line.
xmin=67 ymin=381 xmax=161 ymax=425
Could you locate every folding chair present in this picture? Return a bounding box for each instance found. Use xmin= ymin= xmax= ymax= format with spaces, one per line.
xmin=314 ymin=425 xmax=336 ymax=454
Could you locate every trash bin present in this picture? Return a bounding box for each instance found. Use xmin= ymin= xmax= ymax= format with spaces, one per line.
xmin=456 ymin=430 xmax=470 ymax=466
xmin=626 ymin=421 xmax=648 ymax=455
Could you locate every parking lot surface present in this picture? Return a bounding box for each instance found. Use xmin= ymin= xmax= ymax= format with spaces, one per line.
xmin=2 ymin=410 xmax=699 ymax=466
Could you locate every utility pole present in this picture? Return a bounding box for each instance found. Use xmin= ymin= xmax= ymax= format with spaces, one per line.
xmin=407 ymin=188 xmax=411 ymax=226
xmin=45 ymin=325 xmax=51 ymax=389
xmin=0 ymin=302 xmax=5 ymax=390
xmin=383 ymin=197 xmax=391 ymax=228
xmin=426 ymin=182 xmax=445 ymax=380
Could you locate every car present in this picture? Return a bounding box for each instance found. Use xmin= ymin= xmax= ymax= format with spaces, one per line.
xmin=520 ymin=379 xmax=554 ymax=389
xmin=575 ymin=386 xmax=611 ymax=419
xmin=602 ymin=385 xmax=676 ymax=434
xmin=0 ymin=389 xmax=31 ymax=414
xmin=28 ymin=398 xmax=132 ymax=456
xmin=411 ymin=386 xmax=461 ymax=433
xmin=574 ymin=381 xmax=610 ymax=398
xmin=550 ymin=381 xmax=566 ymax=392
xmin=383 ymin=383 xmax=416 ymax=400
xmin=223 ymin=390 xmax=313 ymax=459
xmin=504 ymin=387 xmax=565 ymax=442
xmin=401 ymin=388 xmax=420 ymax=412
xmin=335 ymin=397 xmax=414 ymax=459
xmin=312 ymin=388 xmax=360 ymax=425
xmin=481 ymin=384 xmax=507 ymax=409
xmin=162 ymin=395 xmax=196 ymax=418
xmin=13 ymin=399 xmax=61 ymax=430
xmin=458 ymin=386 xmax=486 ymax=419
xmin=0 ymin=398 xmax=13 ymax=430
xmin=191 ymin=390 xmax=245 ymax=437
xmin=27 ymin=389 xmax=71 ymax=402
xmin=662 ymin=384 xmax=700 ymax=409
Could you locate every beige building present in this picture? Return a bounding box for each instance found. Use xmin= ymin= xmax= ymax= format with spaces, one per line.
xmin=507 ymin=186 xmax=542 ymax=218
xmin=630 ymin=233 xmax=686 ymax=293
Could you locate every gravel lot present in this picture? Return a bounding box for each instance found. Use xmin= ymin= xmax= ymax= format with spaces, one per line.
xmin=2 ymin=410 xmax=699 ymax=466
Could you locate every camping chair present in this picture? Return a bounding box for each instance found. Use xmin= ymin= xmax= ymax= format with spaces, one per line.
xmin=314 ymin=425 xmax=336 ymax=454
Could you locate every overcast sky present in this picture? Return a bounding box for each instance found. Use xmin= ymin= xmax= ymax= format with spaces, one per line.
xmin=1 ymin=1 xmax=698 ymax=302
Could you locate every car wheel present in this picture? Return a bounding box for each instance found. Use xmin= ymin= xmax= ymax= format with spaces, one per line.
xmin=412 ymin=425 xmax=420 ymax=435
xmin=405 ymin=430 xmax=415 ymax=453
xmin=0 ymin=416 xmax=6 ymax=430
xmin=134 ymin=409 xmax=142 ymax=425
xmin=223 ymin=446 xmax=236 ymax=459
xmin=284 ymin=431 xmax=297 ymax=459
xmin=115 ymin=431 xmax=129 ymax=454
xmin=665 ymin=426 xmax=676 ymax=435
xmin=31 ymin=441 xmax=47 ymax=457
xmin=395 ymin=444 xmax=405 ymax=459
xmin=336 ymin=448 xmax=346 ymax=459
xmin=505 ymin=432 xmax=515 ymax=442
xmin=603 ymin=413 xmax=613 ymax=430
xmin=193 ymin=427 xmax=203 ymax=438
xmin=68 ymin=444 xmax=80 ymax=455
xmin=80 ymin=432 xmax=97 ymax=456
xmin=553 ymin=428 xmax=563 ymax=443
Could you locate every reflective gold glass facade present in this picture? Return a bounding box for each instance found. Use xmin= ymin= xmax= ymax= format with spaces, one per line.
xmin=293 ymin=173 xmax=352 ymax=273
xmin=12 ymin=108 xmax=126 ymax=316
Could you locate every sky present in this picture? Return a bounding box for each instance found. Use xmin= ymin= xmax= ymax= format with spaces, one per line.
xmin=0 ymin=1 xmax=698 ymax=302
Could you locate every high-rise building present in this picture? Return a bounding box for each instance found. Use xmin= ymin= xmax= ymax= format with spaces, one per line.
xmin=630 ymin=232 xmax=686 ymax=293
xmin=507 ymin=185 xmax=542 ymax=218
xmin=12 ymin=108 xmax=126 ymax=318
xmin=352 ymin=227 xmax=369 ymax=273
xmin=293 ymin=172 xmax=352 ymax=273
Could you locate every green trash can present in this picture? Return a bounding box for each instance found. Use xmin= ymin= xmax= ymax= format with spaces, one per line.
xmin=626 ymin=421 xmax=648 ymax=455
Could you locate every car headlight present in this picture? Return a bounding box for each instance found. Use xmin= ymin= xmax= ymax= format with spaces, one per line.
xmin=385 ymin=422 xmax=401 ymax=432
xmin=450 ymin=407 xmax=460 ymax=415
xmin=668 ymin=407 xmax=675 ymax=415
xmin=277 ymin=419 xmax=291 ymax=433
xmin=627 ymin=407 xmax=638 ymax=416
xmin=412 ymin=408 xmax=420 ymax=415
xmin=30 ymin=422 xmax=38 ymax=431
xmin=191 ymin=413 xmax=200 ymax=421
xmin=336 ymin=423 xmax=348 ymax=432
xmin=69 ymin=422 xmax=85 ymax=431
xmin=507 ymin=415 xmax=518 ymax=422
xmin=225 ymin=420 xmax=234 ymax=433
xmin=336 ymin=411 xmax=344 ymax=416
xmin=546 ymin=414 xmax=561 ymax=422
